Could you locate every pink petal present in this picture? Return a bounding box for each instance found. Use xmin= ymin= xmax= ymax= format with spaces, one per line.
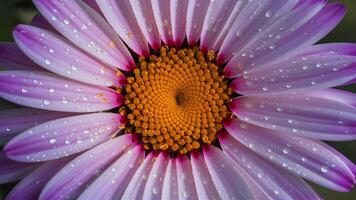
xmin=33 ymin=0 xmax=134 ymax=71
xmin=0 ymin=42 xmax=42 ymax=71
xmin=229 ymin=92 xmax=356 ymax=141
xmin=5 ymin=157 xmax=73 ymax=200
xmin=186 ymin=0 xmax=210 ymax=46
xmin=161 ymin=158 xmax=179 ymax=200
xmin=96 ymin=0 xmax=149 ymax=56
xmin=78 ymin=145 xmax=144 ymax=199
xmin=219 ymin=133 xmax=321 ymax=200
xmin=292 ymin=43 xmax=356 ymax=57
xmin=128 ymin=0 xmax=161 ymax=50
xmin=223 ymin=118 xmax=356 ymax=192
xmin=4 ymin=113 xmax=126 ymax=162
xmin=39 ymin=135 xmax=137 ymax=200
xmin=0 ymin=71 xmax=121 ymax=112
xmin=143 ymin=152 xmax=169 ymax=199
xmin=13 ymin=25 xmax=125 ymax=87
xmin=170 ymin=0 xmax=189 ymax=47
xmin=121 ymin=152 xmax=157 ymax=199
xmin=203 ymin=145 xmax=254 ymax=199
xmin=151 ymin=0 xmax=174 ymax=46
xmin=176 ymin=155 xmax=198 ymax=199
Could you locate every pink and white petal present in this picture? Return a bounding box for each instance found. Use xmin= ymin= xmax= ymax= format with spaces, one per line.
xmin=161 ymin=158 xmax=178 ymax=200
xmin=185 ymin=0 xmax=210 ymax=46
xmin=191 ymin=151 xmax=220 ymax=200
xmin=31 ymin=14 xmax=58 ymax=33
xmin=176 ymin=155 xmax=198 ymax=200
xmin=13 ymin=25 xmax=124 ymax=87
xmin=219 ymin=133 xmax=321 ymax=200
xmin=217 ymin=0 xmax=298 ymax=63
xmin=0 ymin=151 xmax=39 ymax=184
xmin=203 ymin=145 xmax=254 ymax=200
xmin=33 ymin=0 xmax=134 ymax=71
xmin=199 ymin=0 xmax=238 ymax=52
xmin=129 ymin=0 xmax=161 ymax=50
xmin=143 ymin=152 xmax=169 ymax=199
xmin=151 ymin=0 xmax=174 ymax=46
xmin=223 ymin=118 xmax=356 ymax=192
xmin=5 ymin=157 xmax=73 ymax=200
xmin=78 ymin=145 xmax=144 ymax=200
xmin=0 ymin=71 xmax=121 ymax=112
xmin=230 ymin=93 xmax=356 ymax=141
xmin=4 ymin=113 xmax=126 ymax=162
xmin=239 ymin=169 xmax=272 ymax=200
xmin=170 ymin=0 xmax=188 ymax=47
xmin=96 ymin=0 xmax=149 ymax=56
xmin=225 ymin=1 xmax=344 ymax=78
xmin=0 ymin=42 xmax=42 ymax=71
xmin=39 ymin=135 xmax=137 ymax=200
xmin=0 ymin=108 xmax=74 ymax=145
xmin=231 ymin=54 xmax=356 ymax=95
xmin=122 ymin=152 xmax=157 ymax=199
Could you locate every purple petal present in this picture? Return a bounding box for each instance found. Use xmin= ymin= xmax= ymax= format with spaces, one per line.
xmin=143 ymin=152 xmax=169 ymax=199
xmin=176 ymin=155 xmax=198 ymax=199
xmin=203 ymin=145 xmax=254 ymax=199
xmin=33 ymin=0 xmax=134 ymax=71
xmin=121 ymin=152 xmax=157 ymax=199
xmin=4 ymin=113 xmax=126 ymax=162
xmin=151 ymin=0 xmax=174 ymax=46
xmin=31 ymin=14 xmax=57 ymax=33
xmin=5 ymin=157 xmax=73 ymax=200
xmin=219 ymin=133 xmax=321 ymax=200
xmin=225 ymin=1 xmax=345 ymax=78
xmin=0 ymin=71 xmax=122 ymax=112
xmin=171 ymin=0 xmax=188 ymax=47
xmin=13 ymin=25 xmax=125 ymax=87
xmin=39 ymin=135 xmax=137 ymax=200
xmin=191 ymin=151 xmax=220 ymax=200
xmin=293 ymin=43 xmax=356 ymax=57
xmin=0 ymin=42 xmax=42 ymax=71
xmin=223 ymin=118 xmax=356 ymax=191
xmin=229 ymin=92 xmax=356 ymax=141
xmin=161 ymin=158 xmax=178 ymax=200
xmin=0 ymin=108 xmax=75 ymax=145
xmin=96 ymin=0 xmax=149 ymax=56
xmin=0 ymin=151 xmax=39 ymax=184
xmin=78 ymin=145 xmax=144 ymax=200
xmin=186 ymin=0 xmax=210 ymax=46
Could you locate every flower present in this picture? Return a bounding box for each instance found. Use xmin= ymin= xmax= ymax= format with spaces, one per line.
xmin=0 ymin=0 xmax=355 ymax=199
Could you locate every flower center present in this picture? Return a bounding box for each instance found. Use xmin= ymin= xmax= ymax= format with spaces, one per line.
xmin=123 ymin=46 xmax=231 ymax=154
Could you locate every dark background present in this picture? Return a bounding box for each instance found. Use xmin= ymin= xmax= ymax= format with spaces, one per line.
xmin=0 ymin=0 xmax=355 ymax=199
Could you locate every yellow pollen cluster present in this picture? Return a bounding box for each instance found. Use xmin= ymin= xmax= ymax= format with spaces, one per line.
xmin=123 ymin=46 xmax=230 ymax=154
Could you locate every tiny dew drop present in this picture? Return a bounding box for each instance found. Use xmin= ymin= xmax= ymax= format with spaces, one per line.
xmin=321 ymin=166 xmax=329 ymax=173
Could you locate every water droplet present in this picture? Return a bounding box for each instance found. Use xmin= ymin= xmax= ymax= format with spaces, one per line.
xmin=152 ymin=187 xmax=159 ymax=195
xmin=21 ymin=88 xmax=28 ymax=93
xmin=43 ymin=100 xmax=50 ymax=106
xmin=321 ymin=166 xmax=329 ymax=173
xmin=283 ymin=147 xmax=290 ymax=154
xmin=45 ymin=59 xmax=52 ymax=65
xmin=265 ymin=10 xmax=272 ymax=18
xmin=49 ymin=138 xmax=56 ymax=144
xmin=48 ymin=88 xmax=56 ymax=93
xmin=64 ymin=19 xmax=70 ymax=25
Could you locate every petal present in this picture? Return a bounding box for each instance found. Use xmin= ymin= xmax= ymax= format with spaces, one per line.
xmin=191 ymin=151 xmax=220 ymax=200
xmin=122 ymin=152 xmax=157 ymax=199
xmin=225 ymin=1 xmax=345 ymax=78
xmin=13 ymin=25 xmax=125 ymax=87
xmin=5 ymin=157 xmax=73 ymax=200
xmin=151 ymin=0 xmax=174 ymax=46
xmin=0 ymin=151 xmax=39 ymax=184
xmin=229 ymin=93 xmax=356 ymax=141
xmin=223 ymin=118 xmax=356 ymax=191
xmin=33 ymin=0 xmax=134 ymax=71
xmin=128 ymin=0 xmax=161 ymax=50
xmin=203 ymin=145 xmax=254 ymax=200
xmin=96 ymin=0 xmax=149 ymax=56
xmin=0 ymin=71 xmax=121 ymax=112
xmin=176 ymin=155 xmax=198 ymax=199
xmin=186 ymin=0 xmax=210 ymax=46
xmin=39 ymin=135 xmax=137 ymax=200
xmin=161 ymin=158 xmax=178 ymax=200
xmin=170 ymin=0 xmax=188 ymax=47
xmin=78 ymin=145 xmax=144 ymax=200
xmin=31 ymin=14 xmax=57 ymax=33
xmin=0 ymin=108 xmax=74 ymax=145
xmin=143 ymin=152 xmax=169 ymax=199
xmin=0 ymin=42 xmax=42 ymax=71
xmin=293 ymin=43 xmax=356 ymax=57
xmin=219 ymin=133 xmax=321 ymax=200
xmin=231 ymin=54 xmax=356 ymax=94
xmin=4 ymin=113 xmax=126 ymax=162
xmin=217 ymin=0 xmax=298 ymax=63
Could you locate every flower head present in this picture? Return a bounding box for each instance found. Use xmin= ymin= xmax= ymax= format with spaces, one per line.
xmin=0 ymin=0 xmax=355 ymax=199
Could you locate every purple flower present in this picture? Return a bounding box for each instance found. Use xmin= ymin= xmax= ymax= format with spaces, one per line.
xmin=0 ymin=0 xmax=355 ymax=199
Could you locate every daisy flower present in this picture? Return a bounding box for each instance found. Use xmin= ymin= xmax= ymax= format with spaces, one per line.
xmin=0 ymin=0 xmax=355 ymax=199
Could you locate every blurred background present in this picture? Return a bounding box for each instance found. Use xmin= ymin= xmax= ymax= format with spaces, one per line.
xmin=0 ymin=0 xmax=355 ymax=199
